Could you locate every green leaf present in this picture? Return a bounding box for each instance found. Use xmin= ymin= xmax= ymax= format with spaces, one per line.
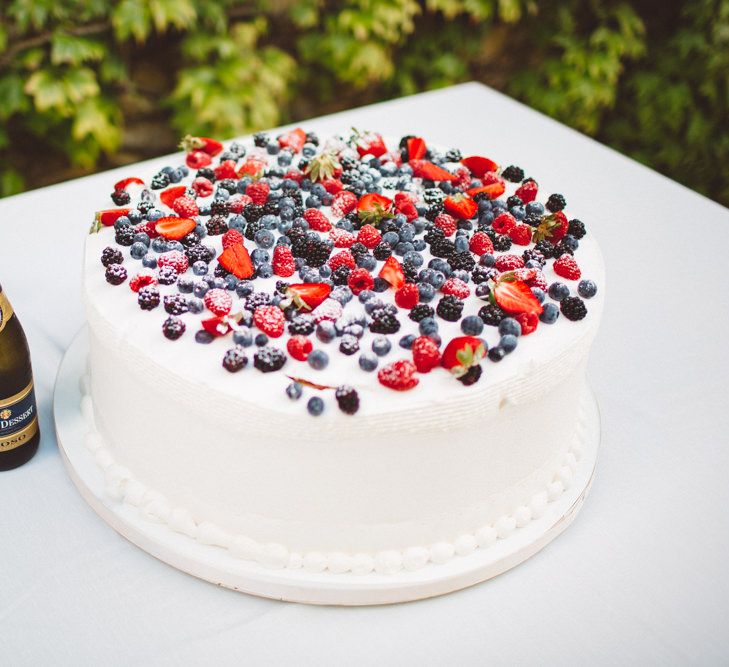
xmin=50 ymin=33 xmax=106 ymax=65
xmin=24 ymin=70 xmax=68 ymax=113
xmin=0 ymin=168 xmax=25 ymax=198
xmin=112 ymin=0 xmax=152 ymax=42
xmin=0 ymin=74 xmax=30 ymax=119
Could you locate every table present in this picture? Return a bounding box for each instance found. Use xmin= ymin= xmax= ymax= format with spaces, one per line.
xmin=1 ymin=82 xmax=728 ymax=665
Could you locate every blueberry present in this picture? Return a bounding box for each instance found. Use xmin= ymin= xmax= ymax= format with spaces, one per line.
xmin=229 ymin=215 xmax=246 ymax=232
xmin=548 ymin=282 xmax=570 ymax=302
xmin=540 ymin=302 xmax=560 ymax=324
xmin=330 ymin=286 xmax=353 ymax=305
xmin=305 ymin=195 xmax=321 ymax=209
xmin=177 ymin=277 xmax=193 ymax=294
xmin=315 ymin=321 xmax=335 ymax=343
xmin=562 ymin=235 xmax=579 ymax=252
xmin=526 ymin=201 xmax=544 ymax=216
xmin=255 ymin=229 xmax=275 ymax=249
xmin=192 ymin=261 xmax=208 ymax=276
xmin=417 ymin=282 xmax=436 ymax=303
xmin=114 ymin=216 xmax=131 ymax=230
xmin=142 ymin=254 xmax=157 ymax=269
xmin=382 ymin=231 xmax=399 ymax=245
xmin=358 ymin=353 xmax=379 ymax=372
xmin=372 ymin=336 xmax=391 ymax=357
xmin=225 ymin=274 xmax=239 ymax=290
xmin=186 ymin=297 xmax=204 ymax=313
xmin=498 ymin=317 xmax=521 ymax=337
xmin=236 ymin=280 xmax=254 ymax=298
xmin=286 ymin=382 xmax=303 ymax=401
xmin=395 ymin=241 xmax=415 ymax=256
xmin=399 ymin=334 xmax=416 ymax=350
xmin=308 ymin=349 xmax=329 ymax=370
xmin=488 ymin=346 xmax=505 ymax=362
xmin=418 ymin=317 xmax=438 ymax=336
xmin=454 ymin=236 xmax=469 ymax=253
xmin=358 ymin=289 xmax=377 ymax=303
xmin=255 ymin=333 xmax=269 ymax=347
xmin=133 ymin=232 xmax=150 ymax=246
xmin=429 ymin=271 xmax=446 ymax=289
xmin=130 ymin=242 xmax=147 ymax=260
xmin=501 ymin=334 xmax=518 ymax=354
xmin=256 ymin=263 xmax=274 ymax=279
xmin=461 ymin=315 xmax=484 ymax=336
xmin=373 ymin=277 xmax=389 ymax=292
xmin=479 ymin=253 xmax=495 ymax=267
xmin=475 ymin=283 xmax=491 ymax=300
xmin=147 ymin=209 xmax=163 ymax=221
xmin=195 ymin=330 xmax=215 ymax=344
xmin=193 ymin=281 xmax=209 ymax=298
xmin=531 ymin=287 xmax=546 ymax=303
xmin=127 ymin=210 xmax=142 ymax=224
xmin=358 ymin=254 xmax=377 ymax=271
xmin=578 ymin=279 xmax=598 ymax=299
xmin=151 ymin=237 xmax=167 ymax=253
xmin=233 ymin=327 xmax=253 ymax=347
xmin=307 ymin=396 xmax=324 ymax=416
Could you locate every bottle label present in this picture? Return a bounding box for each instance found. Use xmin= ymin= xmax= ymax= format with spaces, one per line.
xmin=0 ymin=381 xmax=38 ymax=453
xmin=0 ymin=291 xmax=13 ymax=333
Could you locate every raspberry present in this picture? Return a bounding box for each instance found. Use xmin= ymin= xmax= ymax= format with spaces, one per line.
xmin=203 ymin=288 xmax=233 ymax=316
xmin=492 ymin=212 xmax=516 ymax=235
xmin=508 ymin=224 xmax=532 ymax=246
xmin=157 ymin=250 xmax=189 ymax=275
xmin=356 ymin=224 xmax=382 ymax=249
xmin=246 ymin=181 xmax=270 ymax=205
xmin=192 ymin=177 xmax=214 ymax=197
xmin=378 ymin=359 xmax=419 ymax=391
xmin=515 ymin=179 xmax=538 ymax=203
xmin=515 ymin=311 xmax=539 ymax=335
xmin=303 ymin=208 xmax=332 ymax=232
xmin=553 ymin=254 xmax=581 ymax=280
xmin=254 ymin=305 xmax=285 ymax=337
xmin=347 ymin=267 xmax=375 ymax=295
xmin=394 ymin=192 xmax=418 ymax=221
xmin=494 ymin=254 xmax=524 ymax=272
xmin=228 ymin=194 xmax=252 ymax=214
xmin=329 ymin=228 xmax=356 ymax=247
xmin=173 ymin=195 xmax=199 ymax=217
xmin=328 ymin=249 xmax=356 ymax=271
xmin=412 ymin=336 xmax=441 ymax=373
xmin=272 ymin=245 xmax=295 ymax=277
xmin=312 ymin=298 xmax=343 ymax=323
xmin=434 ymin=213 xmax=457 ymax=237
xmin=394 ymin=282 xmax=420 ymax=309
xmin=222 ymin=228 xmax=244 ymax=249
xmin=287 ymin=335 xmax=313 ymax=361
xmin=331 ymin=190 xmax=358 ymax=217
xmin=441 ymin=277 xmax=470 ymax=299
xmin=214 ymin=160 xmax=238 ymax=181
xmin=129 ymin=272 xmax=156 ymax=293
xmin=469 ymin=231 xmax=493 ymax=255
xmin=514 ymin=268 xmax=548 ymax=290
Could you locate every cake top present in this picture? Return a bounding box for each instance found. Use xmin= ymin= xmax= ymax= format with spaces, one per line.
xmin=88 ymin=128 xmax=602 ymax=417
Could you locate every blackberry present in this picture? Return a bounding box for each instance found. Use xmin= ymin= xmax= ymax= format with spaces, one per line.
xmin=288 ymin=314 xmax=315 ymax=336
xmin=253 ymin=346 xmax=287 ymax=372
xmin=196 ymin=167 xmax=216 ymax=182
xmin=471 ymin=266 xmax=493 ymax=284
xmin=568 ymin=218 xmax=586 ymax=239
xmin=436 ymin=295 xmax=464 ymax=322
xmin=151 ymin=172 xmax=170 ymax=189
xmin=101 ymin=247 xmax=123 ymax=267
xmin=105 ymin=264 xmax=127 ymax=285
xmin=162 ymin=316 xmax=185 ymax=340
xmin=111 ymin=189 xmax=130 ymax=206
xmin=522 ymin=248 xmax=546 ymax=266
xmin=478 ymin=303 xmax=505 ymax=326
xmin=218 ymin=179 xmax=238 ymax=194
xmin=206 ymin=215 xmax=228 ymax=236
xmin=331 ymin=265 xmax=352 ymax=286
xmin=444 ymin=148 xmax=462 ymax=162
xmin=210 ymin=199 xmax=230 ymax=216
xmin=275 ymin=280 xmax=290 ymax=294
xmin=546 ymin=193 xmax=566 ymax=212
xmin=373 ymin=242 xmax=392 ymax=261
xmin=492 ymin=234 xmax=512 ymax=252
xmin=301 ymin=239 xmax=331 ymax=268
xmin=138 ymin=286 xmax=160 ymax=310
xmin=501 ymin=165 xmax=525 ymax=183
xmin=180 ymin=231 xmax=201 ymax=248
xmin=115 ymin=226 xmax=135 ymax=246
xmin=534 ymin=240 xmax=555 ymax=259
xmin=506 ymin=195 xmax=523 ymax=209
xmin=349 ymin=242 xmax=368 ymax=262
xmin=524 ymin=213 xmax=542 ymax=227
xmin=369 ymin=306 xmax=401 ymax=334
xmin=424 ymin=202 xmax=444 ymax=221
xmin=448 ymin=252 xmax=476 ymax=272
xmin=244 ymin=218 xmax=264 ymax=241
xmin=186 ymin=244 xmax=214 ymax=264
xmin=262 ymin=200 xmax=280 ymax=216
xmin=253 ymin=132 xmax=269 ymax=147
xmin=424 ymin=227 xmax=445 ymax=245
xmin=137 ymin=200 xmax=154 ymax=215
xmin=244 ymin=292 xmax=272 ymax=312
xmin=409 ymin=304 xmax=434 ymax=322
xmin=402 ymin=262 xmax=419 ymax=283
xmin=552 ymin=241 xmax=574 ymax=258
xmin=163 ymin=294 xmax=189 ymax=315
xmin=457 ymin=364 xmax=482 ymax=386
xmin=430 ymin=238 xmax=456 ymax=259
xmin=560 ymin=296 xmax=587 ymax=321
xmin=335 ymin=385 xmax=360 ymax=415
xmin=222 ymin=346 xmax=248 ymax=372
xmin=339 ymin=334 xmax=359 ymax=356
xmin=423 ymin=187 xmax=445 ymax=204
xmin=157 ymin=266 xmax=178 ymax=285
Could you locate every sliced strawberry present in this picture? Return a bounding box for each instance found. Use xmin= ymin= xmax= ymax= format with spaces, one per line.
xmin=443 ymin=194 xmax=477 ymax=220
xmin=95 ymin=208 xmax=131 ymax=228
xmin=155 ymin=216 xmax=196 ymax=240
xmin=186 ymin=151 xmax=212 ymax=169
xmin=357 ymin=193 xmax=393 ymax=225
xmin=114 ymin=177 xmax=144 ymax=191
xmin=461 ymin=155 xmax=499 ymax=177
xmin=160 ymin=186 xmax=187 ymax=208
xmin=441 ymin=336 xmax=486 ymax=377
xmin=354 ymin=131 xmax=388 ymax=158
xmin=202 ymin=316 xmax=232 ymax=337
xmin=467 ymin=180 xmax=506 ymax=200
xmin=378 ymin=256 xmax=406 ymax=290
xmin=492 ymin=277 xmax=543 ymax=316
xmin=218 ymin=244 xmax=254 ymax=279
xmin=278 ymin=127 xmax=307 ymax=153
xmin=409 ymin=160 xmax=457 ymax=182
xmin=285 ymin=283 xmax=332 ymax=310
xmin=237 ymin=157 xmax=267 ymax=178
xmin=180 ymin=135 xmax=224 ymax=157
xmin=406 ymin=136 xmax=427 ymax=161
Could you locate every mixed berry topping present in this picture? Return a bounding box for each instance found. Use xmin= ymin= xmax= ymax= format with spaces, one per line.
xmin=94 ymin=129 xmax=599 ymax=416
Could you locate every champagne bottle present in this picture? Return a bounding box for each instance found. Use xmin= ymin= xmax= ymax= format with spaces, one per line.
xmin=0 ymin=283 xmax=40 ymax=470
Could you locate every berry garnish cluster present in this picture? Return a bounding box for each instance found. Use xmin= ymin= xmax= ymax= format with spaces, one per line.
xmin=95 ymin=128 xmax=598 ymax=416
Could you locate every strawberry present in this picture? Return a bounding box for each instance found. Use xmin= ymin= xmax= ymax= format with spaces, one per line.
xmin=272 ymin=244 xmax=296 ymax=277
xmin=202 ymin=316 xmax=232 ymax=337
xmin=406 ymin=136 xmax=427 ymax=161
xmin=254 ymin=305 xmax=285 ymax=338
xmin=492 ymin=212 xmax=516 ymax=235
xmin=494 ymin=254 xmax=524 ymax=272
xmin=357 ymin=193 xmax=393 ymax=225
xmin=278 ymin=127 xmax=306 ymax=153
xmin=214 ymin=160 xmax=238 ymax=181
xmin=204 ymin=288 xmax=233 ymax=316
xmin=283 ymin=169 xmax=304 ymax=183
xmin=160 ymin=186 xmax=187 ymax=208
xmin=492 ymin=276 xmax=543 ymax=315
xmin=328 ymin=249 xmax=356 ymax=271
xmin=393 ymin=192 xmax=418 ymax=221
xmin=192 ymin=176 xmax=214 ymax=197
xmin=155 ymin=216 xmax=196 ymax=240
xmin=441 ymin=336 xmax=486 ymax=378
xmin=394 ymin=282 xmax=420 ymax=309
xmin=467 ymin=180 xmax=505 ymax=200
xmin=553 ymin=254 xmax=581 ymax=280
xmin=515 ymin=179 xmax=538 ymax=203
xmin=378 ymin=360 xmax=419 ymax=391
xmin=441 ymin=277 xmax=470 ymax=299
xmin=515 ymin=312 xmax=539 ymax=336
xmin=218 ymin=244 xmax=254 ymax=279
xmin=222 ymin=228 xmax=244 ymax=249
xmin=533 ymin=211 xmax=569 ymax=244
xmin=353 ymin=130 xmax=388 ymax=158
xmin=180 ymin=135 xmax=224 ymax=157
xmin=246 ymin=181 xmax=270 ymax=206
xmin=94 ymin=208 xmax=130 ymax=228
xmin=329 ymin=228 xmax=356 ymax=247
xmin=332 ymin=190 xmax=358 ymax=217
xmin=173 ymin=195 xmax=199 ymax=218
xmin=469 ymin=231 xmax=494 ymax=255
xmin=186 ymin=151 xmax=212 ymax=169
xmin=237 ymin=157 xmax=267 ymax=179
xmin=461 ymin=155 xmax=499 ymax=177
xmin=312 ymin=298 xmax=343 ymax=323
xmin=228 ymin=194 xmax=252 ymax=214
xmin=412 ymin=336 xmax=441 ymax=373
xmin=356 ymin=224 xmax=381 ymax=249
xmin=509 ymin=224 xmax=533 ymax=246
xmin=129 ymin=272 xmax=156 ymax=293
xmin=114 ymin=176 xmax=144 ymax=191
xmin=444 ymin=194 xmax=477 ymax=220
xmin=287 ymin=335 xmax=313 ymax=361
xmin=409 ymin=160 xmax=457 ymax=182
xmin=321 ymin=178 xmax=343 ymax=194
xmin=434 ymin=212 xmax=457 ymax=237
xmin=348 ymin=267 xmax=375 ymax=295
xmin=303 ymin=208 xmax=332 ymax=232
xmin=286 ymin=283 xmax=332 ymax=310
xmin=378 ymin=256 xmax=406 ymax=290
xmin=157 ymin=250 xmax=189 ymax=275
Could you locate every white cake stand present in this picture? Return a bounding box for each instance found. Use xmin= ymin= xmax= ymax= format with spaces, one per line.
xmin=54 ymin=328 xmax=600 ymax=606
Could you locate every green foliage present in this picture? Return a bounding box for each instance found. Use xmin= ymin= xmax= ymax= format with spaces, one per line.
xmin=0 ymin=0 xmax=727 ymax=205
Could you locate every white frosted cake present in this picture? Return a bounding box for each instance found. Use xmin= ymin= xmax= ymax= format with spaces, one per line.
xmin=82 ymin=129 xmax=604 ymax=575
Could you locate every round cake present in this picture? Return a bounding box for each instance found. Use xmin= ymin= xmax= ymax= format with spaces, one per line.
xmin=82 ymin=128 xmax=604 ymax=574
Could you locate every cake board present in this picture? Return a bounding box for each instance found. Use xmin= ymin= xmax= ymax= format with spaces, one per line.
xmin=54 ymin=327 xmax=601 ymax=606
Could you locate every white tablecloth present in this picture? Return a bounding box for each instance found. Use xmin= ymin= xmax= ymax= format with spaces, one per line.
xmin=1 ymin=83 xmax=728 ymax=665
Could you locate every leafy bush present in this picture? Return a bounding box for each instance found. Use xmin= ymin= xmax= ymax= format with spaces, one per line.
xmin=1 ymin=0 xmax=727 ymax=205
